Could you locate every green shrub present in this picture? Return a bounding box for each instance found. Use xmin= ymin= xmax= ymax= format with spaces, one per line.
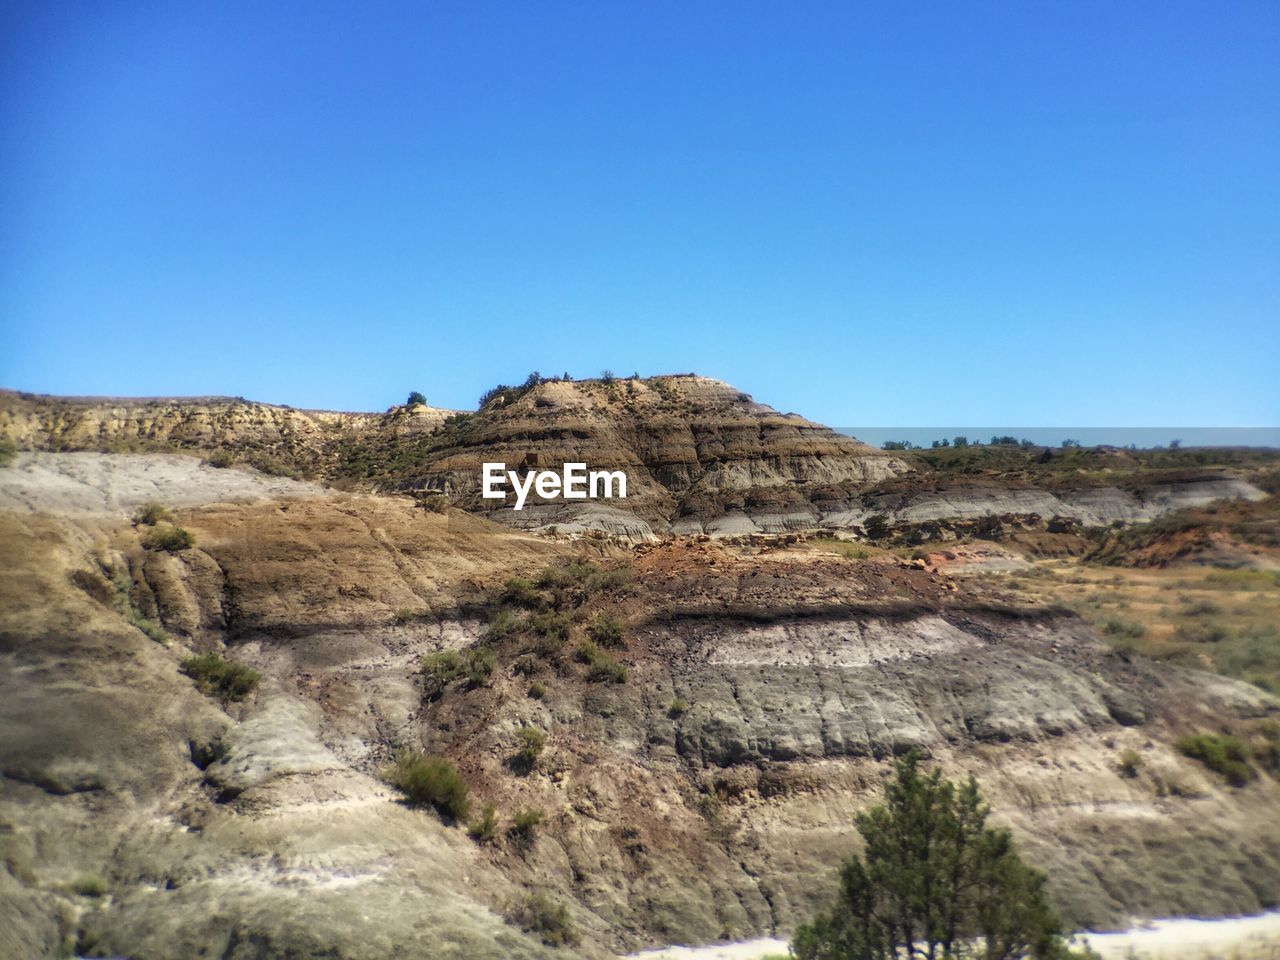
xmin=132 ymin=501 xmax=173 ymax=526
xmin=1181 ymin=598 xmax=1222 ymax=616
xmin=180 ymin=653 xmax=260 ymax=701
xmin=508 ymin=807 xmax=544 ymax=849
xmin=385 ymin=750 xmax=471 ymax=820
xmin=248 ymin=454 xmax=298 ymax=478
xmin=501 ymin=578 xmax=545 ymax=610
xmin=863 ymin=514 xmax=892 ymax=541
xmin=667 ymin=698 xmax=688 ymax=718
xmin=468 ymin=804 xmax=498 ymax=843
xmin=585 ymin=565 xmax=632 ymax=593
xmin=576 ymin=640 xmax=627 ymax=683
xmin=586 ymin=611 xmax=625 ymax=647
xmin=1174 ymin=622 xmax=1230 ymax=644
xmin=513 ymin=727 xmax=546 ymax=771
xmin=1118 ymin=748 xmax=1142 ymax=778
xmin=133 ymin=618 xmax=169 ymax=644
xmin=531 ymin=611 xmax=572 ymax=654
xmin=406 ymin=391 xmax=427 ymax=406
xmin=0 ymin=438 xmax=16 ymax=467
xmin=421 ymin=650 xmax=463 ymax=695
xmin=464 ymin=645 xmax=495 ymax=686
xmin=1176 ymin=732 xmax=1253 ymax=786
xmin=143 ymin=524 xmax=195 ymax=552
xmin=1100 ymin=617 xmax=1146 ymax=640
xmin=70 ymin=873 xmax=109 ymax=897
xmin=484 ymin=609 xmax=523 ymax=641
xmin=528 ymin=681 xmax=547 ymax=700
xmin=535 ymin=559 xmax=597 ymax=591
xmin=110 ymin=567 xmax=169 ymax=643
xmin=509 ymin=892 xmax=579 ymax=947
xmin=204 ymin=450 xmax=236 ymax=468
xmin=588 ymin=652 xmax=626 ymax=684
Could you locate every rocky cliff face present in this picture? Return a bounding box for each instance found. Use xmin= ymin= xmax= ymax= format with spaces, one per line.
xmin=0 ymin=390 xmax=455 ymax=475
xmin=389 ymin=376 xmax=907 ymax=539
xmin=4 ymin=383 xmax=1270 ymax=541
xmin=2 ymin=457 xmax=1277 ymax=959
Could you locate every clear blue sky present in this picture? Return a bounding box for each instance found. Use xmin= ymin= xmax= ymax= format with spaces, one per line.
xmin=2 ymin=2 xmax=1277 ymax=425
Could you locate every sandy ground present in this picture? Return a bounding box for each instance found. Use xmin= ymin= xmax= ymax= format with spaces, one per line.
xmin=623 ymin=940 xmax=789 ymax=960
xmin=0 ymin=452 xmax=329 ymax=516
xmin=1079 ymin=912 xmax=1280 ymax=959
xmin=622 ymin=913 xmax=1280 ymax=960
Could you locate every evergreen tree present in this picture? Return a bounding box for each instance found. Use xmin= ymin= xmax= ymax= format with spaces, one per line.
xmin=793 ymin=752 xmax=1066 ymax=960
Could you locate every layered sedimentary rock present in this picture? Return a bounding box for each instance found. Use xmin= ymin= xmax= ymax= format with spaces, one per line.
xmin=2 ymin=459 xmax=1277 ymax=958
xmin=391 ymin=376 xmax=906 ymax=538
xmin=0 ymin=383 xmax=1271 ymax=539
xmin=0 ymin=390 xmax=455 ymax=474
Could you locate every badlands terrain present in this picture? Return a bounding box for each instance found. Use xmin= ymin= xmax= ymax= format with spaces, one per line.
xmin=1 ymin=376 xmax=1278 ymax=960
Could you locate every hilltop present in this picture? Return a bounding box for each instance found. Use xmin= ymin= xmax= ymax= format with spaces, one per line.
xmin=4 ymin=377 xmax=1274 ymax=543
xmin=0 ymin=380 xmax=1278 ymax=959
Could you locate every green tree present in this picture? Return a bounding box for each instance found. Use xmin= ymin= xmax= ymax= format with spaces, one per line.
xmin=863 ymin=514 xmax=892 ymax=541
xmin=793 ymin=752 xmax=1065 ymax=960
xmin=406 ymin=391 xmax=427 ymax=406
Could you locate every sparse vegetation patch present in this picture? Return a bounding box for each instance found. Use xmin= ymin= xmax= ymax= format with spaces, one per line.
xmin=384 ymin=750 xmax=471 ymax=820
xmin=509 ymin=892 xmax=578 ymax=947
xmin=180 ymin=653 xmax=260 ymax=701
xmin=1176 ymin=732 xmax=1253 ymax=786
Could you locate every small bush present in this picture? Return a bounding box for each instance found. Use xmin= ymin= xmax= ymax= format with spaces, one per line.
xmin=1173 ymin=622 xmax=1229 ymax=644
xmin=144 ymin=524 xmax=195 ymax=552
xmin=667 ymin=698 xmax=688 ymax=718
xmin=509 ymin=807 xmax=544 ymax=849
xmin=70 ymin=873 xmax=109 ymax=897
xmin=134 ymin=618 xmax=169 ymax=644
xmin=204 ymin=450 xmax=236 ymax=468
xmin=513 ymin=727 xmax=546 ymax=771
xmin=484 ymin=609 xmax=523 ymax=642
xmin=1100 ymin=617 xmax=1146 ymax=640
xmin=464 ymin=645 xmax=496 ymax=686
xmin=180 ymin=653 xmax=260 ymax=701
xmin=528 ymin=681 xmax=547 ymax=700
xmin=586 ymin=611 xmax=625 ymax=648
xmin=1176 ymin=732 xmax=1253 ymax=786
xmin=1181 ymin=598 xmax=1222 ymax=617
xmin=406 ymin=391 xmax=427 ymax=406
xmin=132 ymin=501 xmax=172 ymax=526
xmin=1118 ymin=749 xmax=1142 ymax=778
xmin=577 ymin=640 xmax=627 ymax=683
xmin=248 ymin=454 xmax=298 ymax=478
xmin=468 ymin=804 xmax=498 ymax=843
xmin=530 ymin=611 xmax=572 ymax=654
xmin=510 ymin=892 xmax=579 ymax=947
xmin=536 ymin=559 xmax=597 ymax=591
xmin=585 ymin=565 xmax=632 ymax=593
xmin=385 ymin=750 xmax=471 ymax=820
xmin=501 ymin=578 xmax=545 ymax=610
xmin=0 ymin=438 xmax=16 ymax=467
xmin=421 ymin=650 xmax=463 ymax=695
